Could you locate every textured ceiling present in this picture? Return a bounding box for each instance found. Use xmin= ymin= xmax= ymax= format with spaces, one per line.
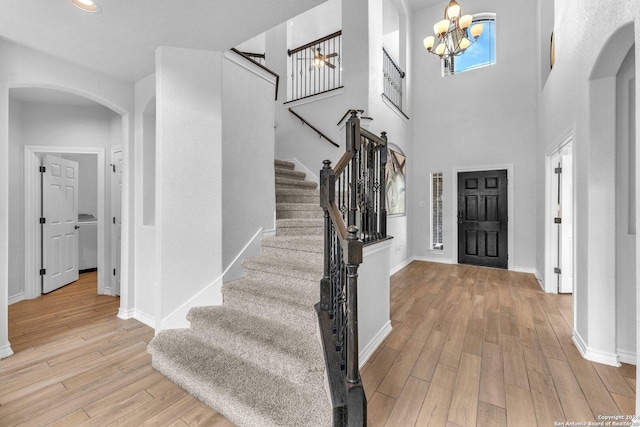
xmin=0 ymin=0 xmax=325 ymax=83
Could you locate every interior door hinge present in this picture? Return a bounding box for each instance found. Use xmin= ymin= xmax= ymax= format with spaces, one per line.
xmin=40 ymin=268 xmax=46 ymax=276
xmin=555 ymin=167 xmax=562 ymax=174
xmin=113 ymin=268 xmax=116 ymax=276
xmin=39 ymin=217 xmax=46 ymax=224
xmin=554 ymin=217 xmax=562 ymax=224
xmin=554 ymin=267 xmax=561 ymax=274
xmin=113 ymin=217 xmax=116 ymax=224
xmin=111 ymin=164 xmax=116 ymax=173
xmin=39 ymin=166 xmax=46 ymax=173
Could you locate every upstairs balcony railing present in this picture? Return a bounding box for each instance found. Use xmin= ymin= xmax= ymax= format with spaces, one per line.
xmin=288 ymin=31 xmax=342 ymax=102
xmin=317 ymin=111 xmax=389 ymax=426
xmin=382 ymin=47 xmax=405 ymax=112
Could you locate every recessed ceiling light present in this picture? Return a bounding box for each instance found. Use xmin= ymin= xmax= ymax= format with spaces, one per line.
xmin=71 ymin=0 xmax=101 ymax=13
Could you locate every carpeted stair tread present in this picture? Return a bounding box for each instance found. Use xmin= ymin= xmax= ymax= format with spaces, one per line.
xmin=148 ymin=330 xmax=332 ymax=427
xmin=275 ymin=177 xmax=318 ymax=189
xmin=275 ymin=168 xmax=307 ymax=181
xmin=274 ymin=159 xmax=295 ymax=170
xmin=187 ymin=306 xmax=324 ymax=383
xmin=243 ymin=254 xmax=323 ymax=282
xmin=222 ymin=279 xmax=318 ymax=335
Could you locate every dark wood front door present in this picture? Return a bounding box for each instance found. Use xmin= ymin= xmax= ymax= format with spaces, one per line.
xmin=458 ymin=170 xmax=508 ymax=269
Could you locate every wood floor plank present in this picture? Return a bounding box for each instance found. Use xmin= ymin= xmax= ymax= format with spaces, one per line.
xmin=476 ymin=401 xmax=507 ymax=427
xmin=479 ymin=341 xmax=505 ymax=408
xmin=547 ymin=358 xmax=594 ymax=421
xmin=411 ymin=329 xmax=447 ymax=382
xmin=502 ymin=334 xmax=529 ymax=390
xmin=593 ymin=363 xmax=636 ymax=398
xmin=505 ymin=384 xmax=536 ymax=426
xmin=384 ymin=376 xmax=429 ymax=427
xmin=367 ymin=392 xmax=397 ymax=427
xmin=448 ymin=352 xmax=482 ymax=427
xmin=377 ymin=337 xmax=425 ymax=398
xmin=415 ymin=363 xmax=458 ymax=427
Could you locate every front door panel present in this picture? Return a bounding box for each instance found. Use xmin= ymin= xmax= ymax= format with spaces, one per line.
xmin=458 ymin=170 xmax=508 ymax=269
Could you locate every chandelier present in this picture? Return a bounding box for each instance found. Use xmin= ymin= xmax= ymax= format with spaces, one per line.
xmin=423 ymin=0 xmax=483 ymax=59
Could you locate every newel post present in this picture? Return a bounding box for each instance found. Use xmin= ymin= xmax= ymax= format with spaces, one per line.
xmin=320 ymin=160 xmax=334 ymax=311
xmin=379 ymin=131 xmax=388 ymax=238
xmin=344 ymin=226 xmax=365 ymax=426
xmin=343 ymin=225 xmax=362 ymax=384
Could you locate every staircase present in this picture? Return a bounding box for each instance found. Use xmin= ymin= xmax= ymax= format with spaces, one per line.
xmin=148 ymin=160 xmax=332 ymax=427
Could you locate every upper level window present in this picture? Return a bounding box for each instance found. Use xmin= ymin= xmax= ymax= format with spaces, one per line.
xmin=444 ymin=13 xmax=496 ymax=76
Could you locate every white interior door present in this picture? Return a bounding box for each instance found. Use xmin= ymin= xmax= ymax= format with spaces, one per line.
xmin=111 ymin=148 xmax=123 ymax=296
xmin=559 ymin=149 xmax=574 ymax=293
xmin=42 ymin=155 xmax=79 ymax=294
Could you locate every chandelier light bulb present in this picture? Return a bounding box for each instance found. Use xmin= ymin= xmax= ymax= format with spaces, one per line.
xmin=471 ymin=23 xmax=484 ymax=39
xmin=446 ymin=3 xmax=461 ymax=20
xmin=459 ymin=38 xmax=471 ymax=50
xmin=71 ymin=0 xmax=100 ymax=12
xmin=459 ymin=14 xmax=473 ymax=30
xmin=423 ymin=36 xmax=435 ymax=51
xmin=435 ymin=43 xmax=446 ymax=56
xmin=434 ymin=19 xmax=450 ymax=36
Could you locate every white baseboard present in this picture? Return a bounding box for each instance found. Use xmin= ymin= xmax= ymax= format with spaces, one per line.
xmin=8 ymin=293 xmax=24 ymax=306
xmin=117 ymin=307 xmax=135 ymax=320
xmin=573 ymin=331 xmax=621 ymax=367
xmin=617 ymin=349 xmax=637 ymax=365
xmin=390 ymin=258 xmax=413 ymax=275
xmin=0 ymin=342 xmax=14 ymax=359
xmin=413 ymin=255 xmax=454 ymax=264
xmin=512 ymin=266 xmax=536 ymax=274
xmin=359 ymin=321 xmax=393 ymax=368
xmin=263 ymin=228 xmax=276 ymax=238
xmin=134 ymin=310 xmax=156 ymax=329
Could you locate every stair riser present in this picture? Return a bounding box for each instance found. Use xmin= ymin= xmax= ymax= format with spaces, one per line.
xmin=277 ymin=226 xmax=323 ymax=236
xmin=261 ymin=246 xmax=323 ymax=265
xmin=275 ymin=170 xmax=306 ymax=181
xmin=244 ymin=265 xmax=322 ymax=284
xmin=276 ymin=194 xmax=319 ymax=204
xmin=274 ymin=160 xmax=295 ymax=170
xmin=276 ymin=210 xmax=324 ymax=219
xmin=276 ymin=183 xmax=318 ymax=191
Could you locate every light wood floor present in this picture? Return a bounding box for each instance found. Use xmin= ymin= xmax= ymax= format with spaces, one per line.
xmin=362 ymin=261 xmax=637 ymax=426
xmin=2 ymin=265 xmax=636 ymax=426
xmin=2 ymin=272 xmax=232 ymax=426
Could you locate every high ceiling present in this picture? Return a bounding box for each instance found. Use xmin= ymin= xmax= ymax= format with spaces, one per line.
xmin=404 ymin=0 xmax=445 ymax=13
xmin=0 ymin=0 xmax=325 ymax=83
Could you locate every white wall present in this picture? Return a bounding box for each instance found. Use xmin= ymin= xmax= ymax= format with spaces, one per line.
xmin=156 ymin=47 xmax=224 ymax=330
xmin=411 ymin=0 xmax=538 ymax=272
xmin=0 ymin=38 xmax=134 ymax=359
xmin=134 ymin=73 xmax=157 ymax=327
xmin=535 ymin=1 xmax=640 ymax=375
xmin=8 ymin=98 xmax=24 ymax=303
xmin=222 ymin=55 xmax=276 ymax=282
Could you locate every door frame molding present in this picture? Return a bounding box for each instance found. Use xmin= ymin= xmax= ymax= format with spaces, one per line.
xmin=544 ymin=124 xmax=576 ymax=295
xmin=24 ymin=145 xmax=106 ymax=299
xmin=110 ymin=145 xmax=123 ymax=296
xmin=452 ymin=164 xmax=514 ymax=270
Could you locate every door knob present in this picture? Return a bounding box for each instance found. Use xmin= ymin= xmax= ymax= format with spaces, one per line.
xmin=75 ymin=225 xmax=80 ymax=230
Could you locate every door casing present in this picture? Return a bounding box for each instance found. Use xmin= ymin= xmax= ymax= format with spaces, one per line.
xmin=452 ymin=164 xmax=514 ymax=271
xmin=545 ymin=125 xmax=576 ymax=295
xmin=24 ymin=145 xmax=108 ymax=299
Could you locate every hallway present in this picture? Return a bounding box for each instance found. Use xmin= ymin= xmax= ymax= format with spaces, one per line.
xmin=363 ymin=262 xmax=636 ymax=426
